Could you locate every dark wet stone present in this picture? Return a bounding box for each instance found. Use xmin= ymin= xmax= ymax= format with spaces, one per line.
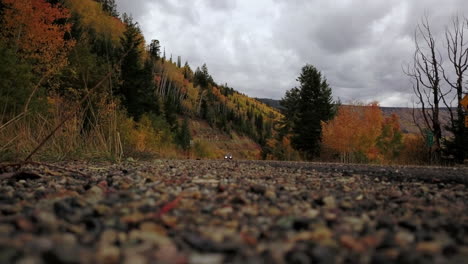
xmin=42 ymin=246 xmax=80 ymax=264
xmin=398 ymin=220 xmax=418 ymax=232
xmin=249 ymin=185 xmax=266 ymax=195
xmin=292 ymin=218 xmax=310 ymax=231
xmin=311 ymin=246 xmax=336 ymax=264
xmin=183 ymin=233 xmax=238 ymax=253
xmin=371 ymin=253 xmax=395 ymax=264
xmin=442 ymin=244 xmax=458 ymax=257
xmin=35 ymin=190 xmax=47 ymax=199
xmin=396 ymin=250 xmax=424 ymax=264
xmin=138 ymin=204 xmax=156 ymax=214
xmin=230 ymin=196 xmax=247 ymax=205
xmin=0 ymin=246 xmax=20 ymax=264
xmin=376 ymin=217 xmax=394 ymax=230
xmin=11 ymin=172 xmax=41 ymax=181
xmin=285 ymin=250 xmax=310 ymax=264
xmin=313 ymin=198 xmax=325 ymax=206
xmin=342 ymin=171 xmax=352 ymax=177
xmin=377 ymin=233 xmax=396 ymax=249
xmin=54 ymin=198 xmax=79 ymax=220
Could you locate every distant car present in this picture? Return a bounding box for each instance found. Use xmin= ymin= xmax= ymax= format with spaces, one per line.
xmin=224 ymin=153 xmax=233 ymax=160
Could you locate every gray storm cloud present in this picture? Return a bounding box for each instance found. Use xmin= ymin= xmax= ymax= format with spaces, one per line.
xmin=115 ymin=0 xmax=468 ymax=107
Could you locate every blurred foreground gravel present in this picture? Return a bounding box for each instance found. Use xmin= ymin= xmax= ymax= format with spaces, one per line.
xmin=0 ymin=160 xmax=467 ymax=263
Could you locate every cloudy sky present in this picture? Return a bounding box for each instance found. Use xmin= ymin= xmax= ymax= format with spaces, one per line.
xmin=115 ymin=0 xmax=468 ymax=107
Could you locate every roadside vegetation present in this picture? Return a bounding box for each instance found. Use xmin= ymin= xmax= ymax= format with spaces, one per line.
xmin=0 ymin=0 xmax=279 ymax=162
xmin=0 ymin=0 xmax=465 ymax=165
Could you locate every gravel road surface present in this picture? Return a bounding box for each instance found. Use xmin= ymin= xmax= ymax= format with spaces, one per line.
xmin=0 ymin=160 xmax=467 ymax=263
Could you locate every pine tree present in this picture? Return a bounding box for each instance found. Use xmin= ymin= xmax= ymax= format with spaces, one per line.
xmin=119 ymin=14 xmax=148 ymax=119
xmin=149 ymin=39 xmax=160 ymax=60
xmin=183 ymin=61 xmax=192 ymax=80
xmin=94 ymin=0 xmax=119 ymax=17
xmin=177 ymin=118 xmax=191 ymax=151
xmin=281 ymin=64 xmax=336 ymax=159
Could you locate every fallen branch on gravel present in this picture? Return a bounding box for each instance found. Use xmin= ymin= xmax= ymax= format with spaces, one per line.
xmin=0 ymin=161 xmax=89 ymax=179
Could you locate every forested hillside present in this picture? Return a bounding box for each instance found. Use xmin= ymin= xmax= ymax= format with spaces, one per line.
xmin=0 ymin=0 xmax=283 ymax=161
xmin=1 ymin=0 xmax=455 ymax=165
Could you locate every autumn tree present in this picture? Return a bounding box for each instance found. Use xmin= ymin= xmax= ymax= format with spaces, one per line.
xmin=322 ymin=103 xmax=402 ymax=163
xmin=377 ymin=114 xmax=403 ymax=161
xmin=281 ymin=64 xmax=336 ymax=159
xmin=0 ymin=0 xmax=75 ymax=75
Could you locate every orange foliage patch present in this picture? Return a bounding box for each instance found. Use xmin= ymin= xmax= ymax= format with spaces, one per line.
xmin=1 ymin=0 xmax=75 ymax=73
xmin=322 ymin=103 xmax=403 ymax=163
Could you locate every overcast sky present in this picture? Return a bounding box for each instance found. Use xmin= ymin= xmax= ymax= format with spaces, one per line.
xmin=114 ymin=0 xmax=468 ymax=107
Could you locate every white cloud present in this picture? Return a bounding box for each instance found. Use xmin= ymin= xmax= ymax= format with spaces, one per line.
xmin=115 ymin=0 xmax=468 ymax=105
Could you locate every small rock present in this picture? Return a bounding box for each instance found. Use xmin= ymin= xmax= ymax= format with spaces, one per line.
xmin=139 ymin=222 xmax=167 ymax=235
xmin=265 ymin=189 xmax=277 ymax=200
xmin=121 ymin=212 xmax=146 ymax=224
xmin=85 ymin=186 xmax=104 ymax=204
xmin=100 ymin=230 xmax=118 ymax=245
xmin=323 ymin=196 xmax=336 ymax=208
xmin=416 ymin=241 xmax=441 ymax=254
xmin=96 ymin=246 xmax=120 ymax=264
xmin=189 ymin=254 xmax=224 ymax=264
xmin=161 ymin=215 xmax=178 ymax=227
xmin=214 ymin=207 xmax=233 ymax=217
xmin=16 ymin=256 xmax=42 ymax=264
xmin=123 ymin=254 xmax=147 ymax=264
xmin=395 ymin=231 xmax=415 ymax=247
xmin=193 ymin=179 xmax=219 ymax=184
xmin=340 ymin=235 xmax=365 ymax=252
xmin=303 ymin=209 xmax=319 ymax=219
xmin=294 ymin=227 xmax=333 ymax=243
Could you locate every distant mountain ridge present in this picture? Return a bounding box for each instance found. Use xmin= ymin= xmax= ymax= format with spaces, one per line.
xmin=256 ymin=98 xmax=282 ymax=110
xmin=256 ymin=98 xmax=453 ymax=135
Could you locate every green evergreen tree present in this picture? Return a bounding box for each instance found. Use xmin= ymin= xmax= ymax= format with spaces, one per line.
xmin=183 ymin=61 xmax=192 ymax=80
xmin=119 ymin=14 xmax=148 ymax=119
xmin=177 ymin=118 xmax=191 ymax=151
xmin=0 ymin=42 xmax=34 ymax=115
xmin=96 ymin=0 xmax=119 ymax=17
xmin=177 ymin=56 xmax=181 ymax=68
xmin=281 ymin=64 xmax=336 ymax=159
xmin=279 ymin=87 xmax=300 ymax=138
xmin=149 ymin=39 xmax=161 ymax=60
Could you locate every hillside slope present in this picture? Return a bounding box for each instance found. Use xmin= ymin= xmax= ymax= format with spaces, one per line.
xmin=189 ymin=118 xmax=262 ymax=159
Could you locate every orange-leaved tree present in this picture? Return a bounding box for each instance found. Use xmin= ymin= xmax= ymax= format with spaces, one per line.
xmin=322 ymin=102 xmax=403 ymax=163
xmin=376 ymin=114 xmax=403 ymax=162
xmin=1 ymin=0 xmax=75 ymax=74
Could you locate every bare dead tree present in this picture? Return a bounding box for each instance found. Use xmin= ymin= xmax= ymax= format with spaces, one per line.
xmin=441 ymin=16 xmax=468 ymax=163
xmin=405 ymin=16 xmax=443 ymax=162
